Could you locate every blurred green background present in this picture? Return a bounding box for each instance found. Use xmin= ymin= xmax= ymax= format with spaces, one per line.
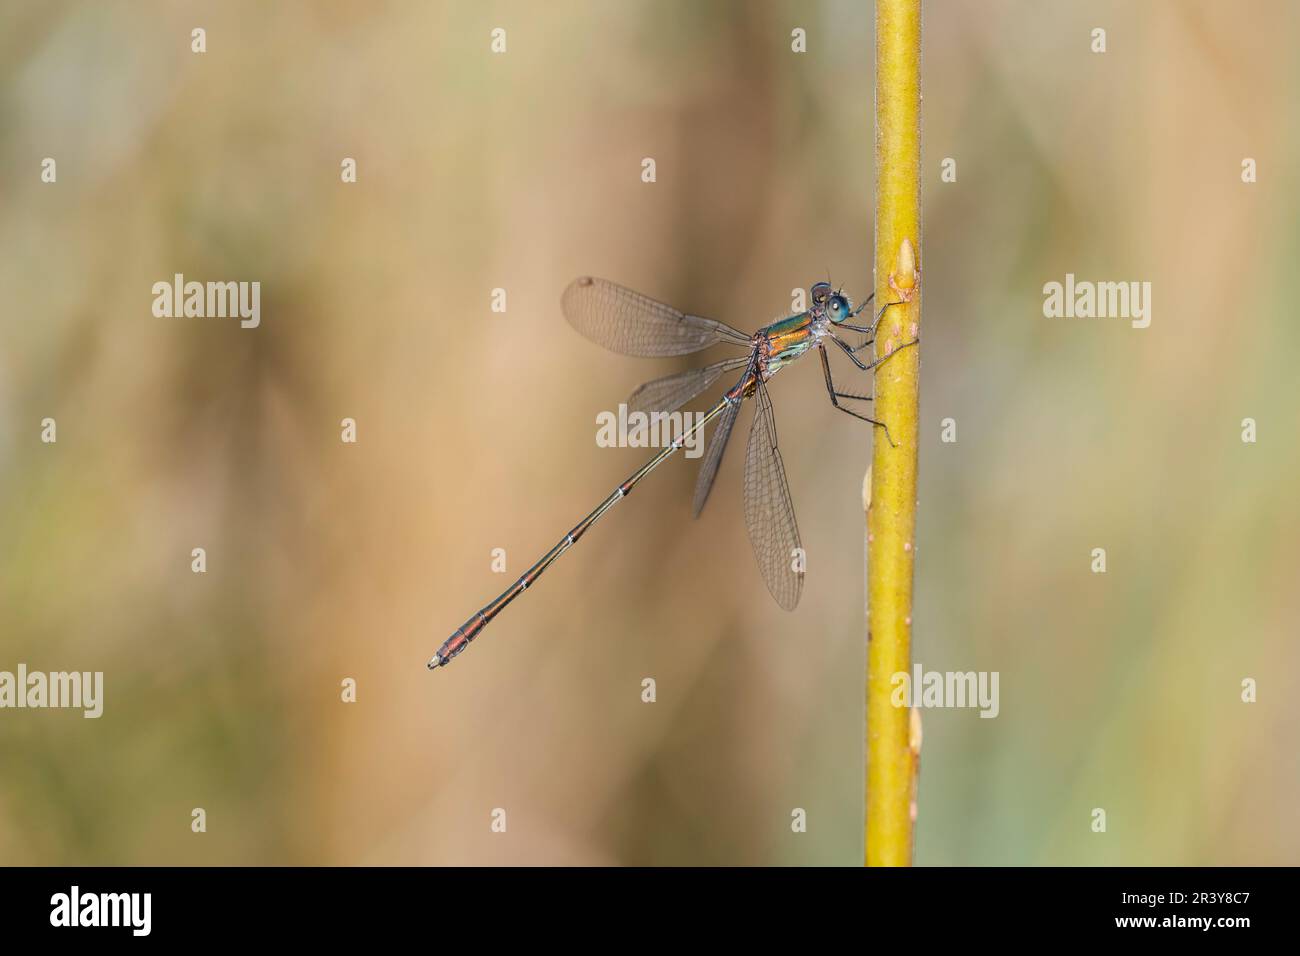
xmin=2 ymin=0 xmax=1297 ymax=865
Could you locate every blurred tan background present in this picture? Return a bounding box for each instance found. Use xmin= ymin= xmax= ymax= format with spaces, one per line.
xmin=1 ymin=0 xmax=1297 ymax=865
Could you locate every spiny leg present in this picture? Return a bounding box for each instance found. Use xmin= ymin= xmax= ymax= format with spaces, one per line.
xmin=847 ymin=291 xmax=875 ymax=316
xmin=819 ymin=344 xmax=898 ymax=447
xmin=837 ymin=298 xmax=905 ymax=349
xmin=847 ymin=296 xmax=902 ymax=329
xmin=820 ymin=346 xmax=874 ymax=403
xmin=829 ymin=332 xmax=918 ymax=371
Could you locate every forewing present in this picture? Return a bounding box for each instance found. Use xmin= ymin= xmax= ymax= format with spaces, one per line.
xmin=629 ymin=357 xmax=751 ymax=415
xmin=561 ymin=277 xmax=751 ymax=357
xmin=692 ymin=395 xmax=742 ymax=518
xmin=743 ymin=383 xmax=804 ymax=610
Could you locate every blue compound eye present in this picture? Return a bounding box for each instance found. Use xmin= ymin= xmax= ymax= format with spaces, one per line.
xmin=829 ymin=294 xmax=849 ymax=316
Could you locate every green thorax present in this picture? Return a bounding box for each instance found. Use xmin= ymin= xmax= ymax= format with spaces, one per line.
xmin=760 ymin=312 xmax=819 ymax=373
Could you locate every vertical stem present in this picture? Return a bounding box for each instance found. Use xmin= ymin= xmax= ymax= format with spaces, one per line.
xmin=866 ymin=0 xmax=921 ymax=867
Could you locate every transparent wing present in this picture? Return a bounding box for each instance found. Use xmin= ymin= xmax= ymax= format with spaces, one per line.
xmin=743 ymin=382 xmax=804 ymax=611
xmin=629 ymin=357 xmax=751 ymax=415
xmin=692 ymin=394 xmax=743 ymax=518
xmin=561 ymin=276 xmax=751 ymax=357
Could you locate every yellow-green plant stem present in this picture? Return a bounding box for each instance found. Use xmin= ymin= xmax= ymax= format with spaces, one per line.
xmin=866 ymin=0 xmax=922 ymax=868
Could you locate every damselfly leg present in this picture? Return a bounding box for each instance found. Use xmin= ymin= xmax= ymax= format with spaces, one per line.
xmin=819 ymin=343 xmax=899 ymax=447
xmin=837 ymin=298 xmax=905 ymax=342
xmin=828 ymin=333 xmax=918 ymax=371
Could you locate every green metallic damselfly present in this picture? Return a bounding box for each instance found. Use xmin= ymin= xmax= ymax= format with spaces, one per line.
xmin=429 ymin=277 xmax=913 ymax=672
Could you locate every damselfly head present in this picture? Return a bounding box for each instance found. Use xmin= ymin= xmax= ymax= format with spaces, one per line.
xmin=825 ymin=291 xmax=853 ymax=324
xmin=810 ymin=282 xmax=853 ymax=323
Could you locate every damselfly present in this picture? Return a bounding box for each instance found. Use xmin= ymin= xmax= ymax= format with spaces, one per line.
xmin=428 ymin=277 xmax=914 ymax=672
